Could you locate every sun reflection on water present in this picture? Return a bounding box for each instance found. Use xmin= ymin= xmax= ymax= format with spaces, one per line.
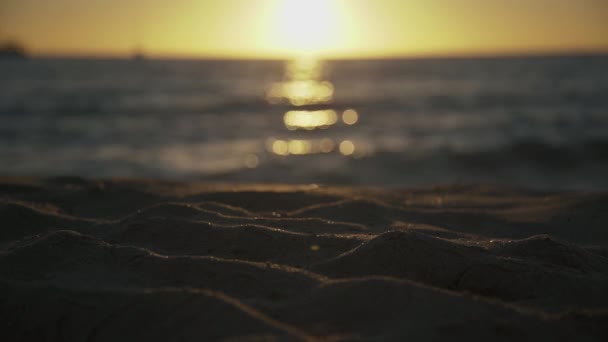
xmin=267 ymin=138 xmax=336 ymax=156
xmin=265 ymin=57 xmax=367 ymax=158
xmin=339 ymin=140 xmax=356 ymax=156
xmin=284 ymin=109 xmax=338 ymax=130
xmin=342 ymin=109 xmax=359 ymax=125
xmin=266 ymin=80 xmax=334 ymax=106
xmin=266 ymin=58 xmax=334 ymax=106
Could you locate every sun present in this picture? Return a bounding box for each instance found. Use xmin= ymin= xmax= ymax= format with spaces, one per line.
xmin=263 ymin=0 xmax=347 ymax=56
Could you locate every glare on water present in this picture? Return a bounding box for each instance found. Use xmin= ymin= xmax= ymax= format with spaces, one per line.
xmin=266 ymin=58 xmax=364 ymax=158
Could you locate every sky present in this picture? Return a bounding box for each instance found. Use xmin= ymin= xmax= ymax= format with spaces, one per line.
xmin=1 ymin=0 xmax=607 ymax=58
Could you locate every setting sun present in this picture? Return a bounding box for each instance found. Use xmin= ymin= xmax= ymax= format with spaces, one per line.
xmin=1 ymin=0 xmax=607 ymax=58
xmin=263 ymin=0 xmax=349 ymax=56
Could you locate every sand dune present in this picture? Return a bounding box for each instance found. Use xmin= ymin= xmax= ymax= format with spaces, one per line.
xmin=1 ymin=177 xmax=607 ymax=341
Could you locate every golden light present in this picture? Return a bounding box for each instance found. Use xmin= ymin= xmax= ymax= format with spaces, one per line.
xmin=288 ymin=140 xmax=313 ymax=155
xmin=264 ymin=0 xmax=347 ymax=56
xmin=339 ymin=140 xmax=355 ymax=156
xmin=266 ymin=58 xmax=334 ymax=106
xmin=342 ymin=109 xmax=359 ymax=125
xmin=284 ymin=110 xmax=338 ymax=130
xmin=267 ymin=80 xmax=334 ymax=106
xmin=286 ymin=58 xmax=324 ymax=80
xmin=267 ymin=138 xmax=337 ymax=156
xmin=272 ymin=140 xmax=289 ymax=156
xmin=6 ymin=1 xmax=608 ymax=59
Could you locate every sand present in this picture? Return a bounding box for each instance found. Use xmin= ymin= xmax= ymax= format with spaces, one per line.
xmin=0 ymin=177 xmax=607 ymax=341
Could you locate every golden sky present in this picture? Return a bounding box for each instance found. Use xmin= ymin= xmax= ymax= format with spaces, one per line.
xmin=1 ymin=0 xmax=607 ymax=58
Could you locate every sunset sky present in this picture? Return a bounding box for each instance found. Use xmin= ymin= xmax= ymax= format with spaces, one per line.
xmin=1 ymin=0 xmax=607 ymax=58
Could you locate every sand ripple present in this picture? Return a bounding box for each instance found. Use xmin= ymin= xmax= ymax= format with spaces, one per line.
xmin=1 ymin=178 xmax=607 ymax=341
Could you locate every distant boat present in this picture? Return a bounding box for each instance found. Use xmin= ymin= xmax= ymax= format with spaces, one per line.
xmin=132 ymin=48 xmax=146 ymax=61
xmin=0 ymin=42 xmax=27 ymax=59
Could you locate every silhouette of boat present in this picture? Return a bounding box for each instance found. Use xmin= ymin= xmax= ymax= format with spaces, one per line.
xmin=132 ymin=47 xmax=146 ymax=61
xmin=0 ymin=42 xmax=27 ymax=59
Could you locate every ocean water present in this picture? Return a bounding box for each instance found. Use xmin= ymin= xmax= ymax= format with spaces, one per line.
xmin=1 ymin=55 xmax=607 ymax=190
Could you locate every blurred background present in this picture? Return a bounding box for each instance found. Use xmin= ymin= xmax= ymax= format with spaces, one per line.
xmin=1 ymin=0 xmax=608 ymax=190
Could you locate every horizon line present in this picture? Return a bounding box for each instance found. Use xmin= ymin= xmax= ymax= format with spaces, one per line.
xmin=21 ymin=47 xmax=608 ymax=61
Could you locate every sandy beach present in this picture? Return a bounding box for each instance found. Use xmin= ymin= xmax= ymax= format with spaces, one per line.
xmin=0 ymin=177 xmax=606 ymax=341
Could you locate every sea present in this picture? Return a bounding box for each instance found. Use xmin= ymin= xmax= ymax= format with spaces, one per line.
xmin=1 ymin=55 xmax=607 ymax=190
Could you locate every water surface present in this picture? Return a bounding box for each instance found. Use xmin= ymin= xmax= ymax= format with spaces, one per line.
xmin=1 ymin=55 xmax=607 ymax=189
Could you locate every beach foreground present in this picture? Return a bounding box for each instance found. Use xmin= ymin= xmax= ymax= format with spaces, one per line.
xmin=1 ymin=177 xmax=607 ymax=341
